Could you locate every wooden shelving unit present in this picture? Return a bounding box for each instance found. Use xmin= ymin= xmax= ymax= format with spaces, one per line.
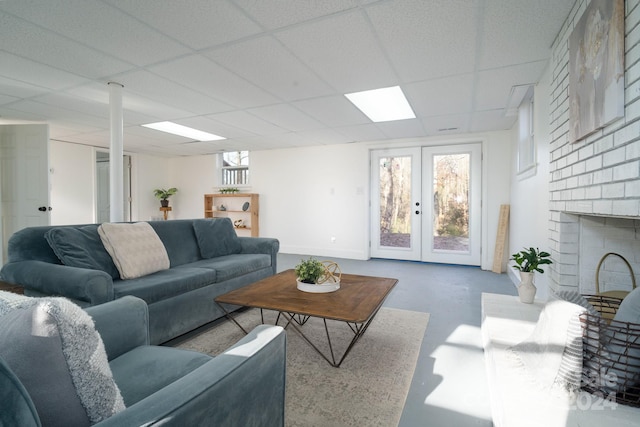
xmin=204 ymin=193 xmax=259 ymax=237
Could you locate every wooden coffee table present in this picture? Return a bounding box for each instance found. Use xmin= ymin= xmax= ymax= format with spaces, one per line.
xmin=215 ymin=269 xmax=398 ymax=367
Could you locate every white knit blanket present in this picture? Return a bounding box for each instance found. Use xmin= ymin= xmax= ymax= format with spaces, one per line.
xmin=508 ymin=299 xmax=587 ymax=400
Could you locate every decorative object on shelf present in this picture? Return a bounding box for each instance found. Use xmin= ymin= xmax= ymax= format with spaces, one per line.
xmin=204 ymin=193 xmax=260 ymax=237
xmin=219 ymin=204 xmax=226 ymax=211
xmin=153 ymin=188 xmax=178 ymax=208
xmin=233 ymin=219 xmax=246 ymax=228
xmin=242 ymin=202 xmax=250 ymax=211
xmin=295 ymin=257 xmax=342 ymax=293
xmin=220 ymin=187 xmax=239 ymax=194
xmin=510 ymin=247 xmax=552 ymax=304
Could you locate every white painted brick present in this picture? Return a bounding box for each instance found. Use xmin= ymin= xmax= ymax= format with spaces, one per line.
xmin=626 ymin=181 xmax=640 ymax=197
xmin=613 ymin=160 xmax=640 ymax=180
xmin=578 ymin=173 xmax=593 ymax=186
xmin=585 ymin=155 xmax=602 ymax=171
xmin=593 ymin=168 xmax=613 ymax=184
xmin=627 ymin=140 xmax=640 ymax=160
xmin=594 ymin=134 xmax=614 ymax=154
xmin=602 ymin=182 xmax=625 ymax=198
xmin=567 ymin=200 xmax=593 ymax=213
xmin=614 ymin=120 xmax=640 ymax=146
xmin=612 ymin=199 xmax=640 ymax=216
xmin=585 ymin=185 xmax=602 ymax=199
xmin=566 ymin=176 xmax=578 ymax=189
xmin=593 ymin=200 xmax=613 ymax=215
xmin=603 ymin=146 xmax=627 ymax=166
xmin=572 ymin=160 xmax=586 ymax=175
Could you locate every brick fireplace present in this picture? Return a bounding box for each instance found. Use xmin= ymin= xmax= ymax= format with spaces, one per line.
xmin=548 ymin=0 xmax=640 ymax=294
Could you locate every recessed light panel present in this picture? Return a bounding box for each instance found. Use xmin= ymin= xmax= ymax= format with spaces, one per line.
xmin=142 ymin=121 xmax=225 ymax=141
xmin=345 ymin=86 xmax=416 ymax=122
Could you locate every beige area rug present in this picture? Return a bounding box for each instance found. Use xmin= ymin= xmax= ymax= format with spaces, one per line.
xmin=177 ymin=307 xmax=429 ymax=427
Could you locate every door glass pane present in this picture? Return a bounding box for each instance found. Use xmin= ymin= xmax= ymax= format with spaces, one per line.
xmin=379 ymin=156 xmax=411 ymax=248
xmin=432 ymin=154 xmax=470 ymax=252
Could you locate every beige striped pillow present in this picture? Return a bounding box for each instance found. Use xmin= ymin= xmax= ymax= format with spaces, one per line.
xmin=98 ymin=222 xmax=169 ymax=279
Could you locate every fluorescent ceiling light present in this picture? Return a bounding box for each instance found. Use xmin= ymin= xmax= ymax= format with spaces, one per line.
xmin=142 ymin=121 xmax=225 ymax=141
xmin=345 ymin=86 xmax=416 ymax=122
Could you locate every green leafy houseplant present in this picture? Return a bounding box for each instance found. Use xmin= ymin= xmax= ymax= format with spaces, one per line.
xmin=154 ymin=188 xmax=178 ymax=207
xmin=295 ymin=257 xmax=325 ymax=284
xmin=510 ymin=247 xmax=552 ymax=273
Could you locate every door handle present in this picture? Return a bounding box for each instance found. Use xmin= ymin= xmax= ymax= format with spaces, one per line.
xmin=38 ymin=206 xmax=46 ymax=212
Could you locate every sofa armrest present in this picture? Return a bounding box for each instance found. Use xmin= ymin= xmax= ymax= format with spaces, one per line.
xmin=0 ymin=260 xmax=113 ymax=306
xmin=238 ymin=237 xmax=280 ymax=274
xmin=96 ymin=325 xmax=286 ymax=427
xmin=86 ymin=296 xmax=150 ymax=360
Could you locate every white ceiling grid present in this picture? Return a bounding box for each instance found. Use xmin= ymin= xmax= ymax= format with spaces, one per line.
xmin=0 ymin=0 xmax=574 ymax=156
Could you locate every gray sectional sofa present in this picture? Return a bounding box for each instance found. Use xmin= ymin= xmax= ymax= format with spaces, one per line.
xmin=0 ymin=218 xmax=279 ymax=344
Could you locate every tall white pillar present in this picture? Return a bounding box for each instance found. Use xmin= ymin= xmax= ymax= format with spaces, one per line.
xmin=108 ymin=82 xmax=124 ymax=222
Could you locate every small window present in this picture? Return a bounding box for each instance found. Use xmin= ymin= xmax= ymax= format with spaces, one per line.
xmin=220 ymin=151 xmax=249 ymax=186
xmin=517 ymin=88 xmax=536 ymax=176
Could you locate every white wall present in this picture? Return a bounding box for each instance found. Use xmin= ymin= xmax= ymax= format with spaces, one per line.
xmin=167 ymin=154 xmax=218 ymax=219
xmin=508 ymin=65 xmax=552 ymax=297
xmin=49 ymin=141 xmax=170 ymax=223
xmin=50 ymin=141 xmax=95 ymax=225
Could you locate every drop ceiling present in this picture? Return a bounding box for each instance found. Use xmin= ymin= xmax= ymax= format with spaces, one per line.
xmin=0 ymin=0 xmax=574 ymax=157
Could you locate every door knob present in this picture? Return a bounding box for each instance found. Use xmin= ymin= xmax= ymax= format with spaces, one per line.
xmin=415 ymin=210 xmax=420 ymax=215
xmin=38 ymin=206 xmax=46 ymax=212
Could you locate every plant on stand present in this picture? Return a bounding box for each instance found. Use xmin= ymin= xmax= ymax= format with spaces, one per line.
xmin=510 ymin=247 xmax=553 ymax=304
xmin=295 ymin=257 xmax=325 ymax=284
xmin=154 ymin=188 xmax=178 ymax=207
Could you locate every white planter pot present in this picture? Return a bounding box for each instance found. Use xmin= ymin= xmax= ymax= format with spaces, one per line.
xmin=517 ymin=271 xmax=536 ymax=304
xmin=296 ymin=279 xmax=340 ymax=293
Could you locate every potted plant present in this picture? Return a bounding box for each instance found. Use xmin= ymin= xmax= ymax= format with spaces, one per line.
xmin=294 ymin=257 xmax=342 ymax=293
xmin=510 ymin=247 xmax=553 ymax=303
xmin=154 ymin=187 xmax=178 ymax=207
xmin=295 ymin=257 xmax=325 ymax=284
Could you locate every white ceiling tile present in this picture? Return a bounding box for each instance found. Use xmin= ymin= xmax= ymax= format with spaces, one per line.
xmin=276 ymin=10 xmax=396 ymax=92
xmin=335 ymin=123 xmax=386 ymax=142
xmin=420 ymin=114 xmax=471 ymax=135
xmin=2 ymin=0 xmax=190 ymax=66
xmin=405 ymin=75 xmax=474 ymax=118
xmin=106 ymin=0 xmax=262 ymax=50
xmin=247 ymin=104 xmax=323 ymax=132
xmin=207 ymin=110 xmax=287 ymax=135
xmin=176 ymin=116 xmax=255 ymax=139
xmin=0 ymin=52 xmax=90 ymax=91
xmin=376 ymin=119 xmax=426 ymax=139
xmin=149 ymin=55 xmax=279 ymax=109
xmin=479 ymin=0 xmax=574 ymax=69
xmin=366 ymin=0 xmax=477 ymax=82
xmin=294 ymin=128 xmax=353 ymax=145
xmin=470 ymin=110 xmax=516 ymax=132
xmin=474 ymin=61 xmax=548 ymax=111
xmin=292 ymin=96 xmax=369 ymax=127
xmin=0 ymin=10 xmax=132 ymax=78
xmin=234 ymin=0 xmax=361 ymax=29
xmin=115 ymin=71 xmax=232 ymax=116
xmin=205 ymin=36 xmax=334 ymax=101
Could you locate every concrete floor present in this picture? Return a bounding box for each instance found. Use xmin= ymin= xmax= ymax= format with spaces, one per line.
xmin=277 ymin=254 xmax=517 ymax=427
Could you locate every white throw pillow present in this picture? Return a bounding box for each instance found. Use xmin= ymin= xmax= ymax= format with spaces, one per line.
xmin=98 ymin=222 xmax=170 ymax=280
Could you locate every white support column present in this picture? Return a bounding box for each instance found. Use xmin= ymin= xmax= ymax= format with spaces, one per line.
xmin=108 ymin=82 xmax=124 ymax=222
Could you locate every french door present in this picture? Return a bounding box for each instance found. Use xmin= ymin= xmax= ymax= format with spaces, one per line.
xmin=370 ymin=143 xmax=482 ymax=265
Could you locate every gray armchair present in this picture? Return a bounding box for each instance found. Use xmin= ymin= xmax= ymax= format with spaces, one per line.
xmin=0 ymin=296 xmax=286 ymax=426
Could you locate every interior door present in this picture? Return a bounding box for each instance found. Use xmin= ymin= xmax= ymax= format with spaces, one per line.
xmin=0 ymin=124 xmax=50 ymax=265
xmin=370 ymin=147 xmax=422 ymax=261
xmin=421 ymin=143 xmax=481 ymax=265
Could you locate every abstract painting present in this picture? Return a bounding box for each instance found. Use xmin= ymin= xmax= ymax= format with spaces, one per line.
xmin=569 ymin=0 xmax=624 ymax=143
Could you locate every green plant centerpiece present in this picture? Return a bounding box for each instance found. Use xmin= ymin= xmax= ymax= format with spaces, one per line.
xmin=154 ymin=187 xmax=178 ymax=207
xmin=295 ymin=257 xmax=325 ymax=284
xmin=510 ymin=247 xmax=552 ymax=304
xmin=510 ymin=247 xmax=552 ymax=273
xmin=294 ymin=257 xmax=342 ymax=293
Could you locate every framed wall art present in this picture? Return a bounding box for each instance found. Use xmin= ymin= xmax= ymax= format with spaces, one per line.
xmin=569 ymin=0 xmax=624 ymax=143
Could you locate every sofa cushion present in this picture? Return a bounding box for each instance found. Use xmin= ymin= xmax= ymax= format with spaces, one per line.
xmin=45 ymin=225 xmax=120 ymax=279
xmin=0 ymin=291 xmax=125 ymax=426
xmin=110 ymin=345 xmax=211 ymax=406
xmin=187 ymin=254 xmax=272 ymax=282
xmin=148 ymin=220 xmax=203 ymax=267
xmin=98 ymin=222 xmax=170 ymax=279
xmin=113 ymin=268 xmax=217 ymax=304
xmin=193 ymin=218 xmax=242 ymax=259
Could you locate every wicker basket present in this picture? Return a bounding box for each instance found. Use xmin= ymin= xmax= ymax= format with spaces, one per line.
xmin=595 ymin=252 xmax=636 ymax=301
xmin=581 ymin=295 xmax=640 ymax=407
